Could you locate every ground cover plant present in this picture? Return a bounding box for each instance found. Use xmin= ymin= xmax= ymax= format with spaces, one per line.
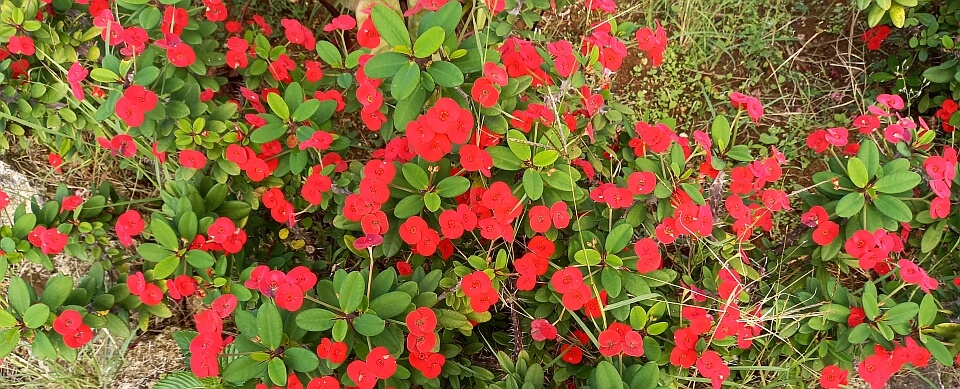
xmin=0 ymin=0 xmax=959 ymax=387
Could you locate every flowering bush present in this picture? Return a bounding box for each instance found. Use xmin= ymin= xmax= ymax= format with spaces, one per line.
xmin=0 ymin=0 xmax=959 ymax=388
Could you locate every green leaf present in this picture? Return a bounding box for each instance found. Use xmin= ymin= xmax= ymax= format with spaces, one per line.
xmin=532 ymin=150 xmax=559 ymax=167
xmin=267 ymin=93 xmax=290 ymax=121
xmin=426 ymin=61 xmax=464 ymax=87
xmin=394 ymin=195 xmax=424 ymax=218
xmin=436 ymin=309 xmax=468 ymax=329
xmin=523 ymin=169 xmax=543 ymax=200
xmin=863 ymin=282 xmax=879 ymax=320
xmin=0 ymin=310 xmax=17 ymax=328
xmin=23 ymin=304 xmax=50 ymax=329
xmin=847 ymin=157 xmax=869 ymax=188
xmin=488 ymin=146 xmax=522 ymax=170
xmin=315 ymin=41 xmax=343 ymax=68
xmin=835 ymin=192 xmax=865 ymax=218
xmin=402 ymin=163 xmax=430 ymax=191
xmin=292 ymin=99 xmax=321 ymax=122
xmin=391 ymin=62 xmax=421 ymax=100
xmin=339 ymin=272 xmax=366 ymax=313
xmin=857 ymin=141 xmax=880 ymax=179
xmin=507 ymin=130 xmax=531 ymax=160
xmin=393 ymin=86 xmax=426 ymax=131
xmin=889 ymin=4 xmax=905 ymax=27
xmin=919 ymin=293 xmax=937 ymax=327
xmin=873 ymin=195 xmax=912 ymax=222
xmin=435 ymin=176 xmax=470 ymax=197
xmin=680 ymin=183 xmax=705 ymax=205
xmin=424 ymin=192 xmax=441 ymax=212
xmin=883 ymin=302 xmax=918 ymax=324
xmin=153 ymin=256 xmax=180 ymax=279
xmin=605 ymin=223 xmax=633 ymax=254
xmin=250 ymin=123 xmax=287 ymax=144
xmin=364 ymin=52 xmax=410 ymax=79
xmin=90 ymin=68 xmax=121 ymax=83
xmin=369 ymin=291 xmax=412 ymax=319
xmin=847 ymin=323 xmax=871 ymax=343
xmin=414 ymin=26 xmax=445 ymax=58
xmin=257 ymin=302 xmax=282 ymax=350
xmin=371 ymin=4 xmax=410 ymax=48
xmin=601 ymin=267 xmax=622 ymax=298
xmin=138 ymin=243 xmax=173 ymax=262
xmin=41 ymin=275 xmax=73 ymax=309
xmin=873 ymin=171 xmax=921 ymax=193
xmin=186 ymin=250 xmax=215 ymax=268
xmin=353 ymin=312 xmax=385 ymax=336
xmin=922 ymin=335 xmax=954 ymax=365
xmin=151 ymin=215 xmax=179 ymax=250
xmin=541 ymin=169 xmax=575 ymax=192
xmin=820 ymin=304 xmax=851 ymax=322
xmin=284 ymin=347 xmax=320 ymax=372
xmin=153 ymin=372 xmax=206 ymax=389
xmin=296 ymin=309 xmax=336 ymax=331
xmin=711 ymin=115 xmax=731 ymax=151
xmin=8 ymin=277 xmax=31 ymax=315
xmin=922 ymin=64 xmax=957 ymax=83
xmin=574 ymin=249 xmax=602 ymax=266
xmin=12 ymin=213 xmax=36 ymax=238
xmin=222 ymin=356 xmax=266 ymax=384
xmin=267 ymin=358 xmax=286 ymax=386
xmin=876 ymin=0 xmax=891 ymax=9
xmin=593 ymin=360 xmax=622 ymax=388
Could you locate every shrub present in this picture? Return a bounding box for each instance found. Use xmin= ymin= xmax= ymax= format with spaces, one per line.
xmin=0 ymin=0 xmax=958 ymax=388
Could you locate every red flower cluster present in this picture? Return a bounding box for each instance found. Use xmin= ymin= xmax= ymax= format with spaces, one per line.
xmin=98 ymin=134 xmax=138 ymax=157
xmin=347 ymin=346 xmax=396 ymax=389
xmin=244 ymin=265 xmax=317 ymax=311
xmin=7 ymin=35 xmax=35 ymax=56
xmin=656 ymin=190 xmax=715 ymax=244
xmin=924 ymin=147 xmax=957 ymax=219
xmin=27 ymin=225 xmax=68 ymax=255
xmin=633 ymin=237 xmax=662 ymax=273
xmin=820 ymin=365 xmax=849 ymax=389
xmin=729 ymin=92 xmax=764 ymax=123
xmin=404 ymin=307 xmax=446 ymax=378
xmin=301 ymin=165 xmax=333 ymax=206
xmin=281 ymin=18 xmax=316 ymax=50
xmin=226 ymin=37 xmax=250 ymax=69
xmin=165 ymin=275 xmax=198 ymax=300
xmin=858 ymin=339 xmax=930 ymax=388
xmin=530 ymin=318 xmax=557 ymax=341
xmin=53 ymin=310 xmax=93 ymax=348
xmin=802 ymin=206 xmax=840 ymax=246
xmin=862 ymin=25 xmax=891 ymax=51
xmin=635 ymin=21 xmax=667 ymax=67
xmin=263 ymin=187 xmax=296 ymax=226
xmin=696 ymin=350 xmax=730 ymax=389
xmin=317 ymin=337 xmax=348 ymax=364
xmin=115 ymin=209 xmax=145 ymax=247
xmin=597 ymin=322 xmax=643 ymax=357
xmin=471 ymin=62 xmax=506 ymax=108
xmin=514 ymin=235 xmax=554 ymax=290
xmin=203 ymin=217 xmax=247 ymax=254
xmin=114 ymin=85 xmax=158 ymax=127
xmin=127 ymin=271 xmax=165 ymax=306
xmin=404 ymin=98 xmax=473 ymax=162
xmin=550 ymin=267 xmax=592 ymax=310
xmin=582 ymin=25 xmax=627 ymax=72
xmin=844 ymin=229 xmax=904 ymax=272
xmin=500 ymin=37 xmax=553 ymax=86
xmin=189 ymin=300 xmax=235 ymax=378
xmin=225 ymin=142 xmax=283 ymax=182
xmin=462 ymin=271 xmax=499 ymax=313
xmin=936 ymin=99 xmax=957 ymax=132
xmin=898 ymin=260 xmax=939 ymax=293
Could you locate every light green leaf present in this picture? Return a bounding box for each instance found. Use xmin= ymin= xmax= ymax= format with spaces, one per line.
xmin=371 ymin=4 xmax=410 ymax=48
xmin=267 ymin=93 xmax=290 ymax=121
xmin=414 ymin=27 xmax=445 ymax=58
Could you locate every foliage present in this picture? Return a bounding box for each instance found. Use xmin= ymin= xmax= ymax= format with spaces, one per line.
xmin=0 ymin=0 xmax=958 ymax=388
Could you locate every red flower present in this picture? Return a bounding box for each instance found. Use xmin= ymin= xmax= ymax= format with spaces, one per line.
xmin=399 ymin=216 xmax=429 ymax=245
xmin=347 ymin=360 xmax=378 ymax=389
xmin=800 ymin=206 xmax=828 ymax=227
xmin=696 ymin=350 xmax=730 ymax=389
xmin=550 ymin=267 xmax=584 ymax=294
xmin=530 ymin=318 xmax=557 ymax=341
xmin=167 ymin=43 xmax=196 ymax=67
xmin=898 ymin=259 xmax=938 ymax=293
xmin=634 ymin=238 xmax=662 ymax=273
xmin=357 ymin=17 xmax=381 ymax=49
xmin=365 ymin=346 xmax=397 ymax=380
xmin=115 ymin=209 xmax=145 ymax=247
xmin=140 ymin=282 xmax=164 ymax=305
xmin=40 ymin=228 xmax=68 ymax=255
xmin=670 ymin=346 xmax=697 ymax=368
xmin=459 ymin=144 xmax=493 ymax=176
xmin=212 ymin=294 xmax=238 ymax=318
xmin=858 ymin=353 xmax=898 ymax=389
xmin=317 ymin=338 xmax=348 ymax=364
xmin=396 ymin=261 xmax=413 ymax=276
xmin=406 ymin=307 xmax=437 ymax=336
xmin=627 ymin=171 xmax=657 ymax=195
xmin=528 ymin=205 xmax=552 ymax=233
xmin=53 ymin=309 xmax=83 ymax=336
xmin=560 ymin=344 xmax=582 ymax=364
xmin=824 ymin=127 xmax=848 ymax=147
xmin=7 ymin=35 xmax=36 ymax=56
xmin=61 ymin=195 xmax=83 ymax=212
xmin=62 ymin=323 xmax=94 ymax=349
xmin=560 ymin=283 xmax=592 ymax=310
xmin=471 ymin=77 xmax=500 ymax=108
xmin=813 ymin=221 xmax=839 ymax=246
xmin=179 ymin=149 xmax=206 ymax=169
xmin=306 ymin=376 xmax=340 ymax=389
xmin=48 ymin=153 xmax=63 ymax=173
xmin=863 ymin=25 xmax=891 ymax=50
xmin=324 ymin=15 xmax=356 ymax=31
